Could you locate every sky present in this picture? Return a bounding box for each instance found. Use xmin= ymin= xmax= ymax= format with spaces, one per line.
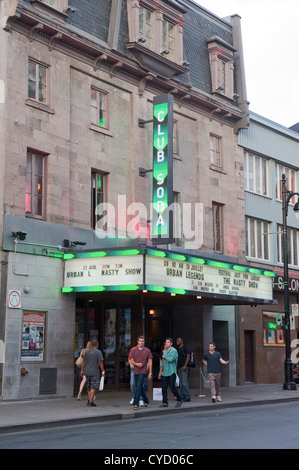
xmin=194 ymin=0 xmax=299 ymax=129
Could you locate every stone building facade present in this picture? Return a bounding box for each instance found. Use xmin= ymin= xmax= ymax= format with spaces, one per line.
xmin=0 ymin=0 xmax=274 ymax=400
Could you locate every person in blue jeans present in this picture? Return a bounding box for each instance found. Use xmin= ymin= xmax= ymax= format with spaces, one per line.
xmin=176 ymin=337 xmax=191 ymax=402
xmin=158 ymin=338 xmax=182 ymax=408
xmin=130 ymin=336 xmax=153 ymax=410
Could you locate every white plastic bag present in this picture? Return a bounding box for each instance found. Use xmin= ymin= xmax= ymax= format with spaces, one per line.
xmin=99 ymin=376 xmax=104 ymax=391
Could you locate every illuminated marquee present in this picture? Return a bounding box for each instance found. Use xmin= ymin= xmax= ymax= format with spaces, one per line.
xmin=152 ymin=94 xmax=173 ymax=244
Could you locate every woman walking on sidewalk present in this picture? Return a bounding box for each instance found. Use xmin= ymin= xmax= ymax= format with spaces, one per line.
xmin=77 ymin=341 xmax=91 ymax=400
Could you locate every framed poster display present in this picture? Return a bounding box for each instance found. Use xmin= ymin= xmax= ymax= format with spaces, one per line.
xmin=21 ymin=312 xmax=45 ymax=361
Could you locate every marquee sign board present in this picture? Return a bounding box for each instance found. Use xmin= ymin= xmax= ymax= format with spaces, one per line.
xmin=62 ymin=249 xmax=274 ymax=303
xmin=151 ymin=94 xmax=173 ymax=245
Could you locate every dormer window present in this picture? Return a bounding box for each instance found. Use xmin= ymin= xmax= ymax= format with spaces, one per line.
xmin=139 ymin=6 xmax=153 ymax=47
xmin=207 ymin=36 xmax=236 ymax=99
xmin=162 ymin=20 xmax=174 ymax=60
xmin=37 ymin=0 xmax=68 ymax=10
xmin=30 ymin=0 xmax=70 ymax=18
xmin=126 ymin=0 xmax=187 ymax=78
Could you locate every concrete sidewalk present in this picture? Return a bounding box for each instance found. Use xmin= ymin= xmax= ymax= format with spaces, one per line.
xmin=1 ymin=383 xmax=299 ymax=434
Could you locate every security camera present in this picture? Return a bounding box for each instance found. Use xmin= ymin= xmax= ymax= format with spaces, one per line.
xmin=12 ymin=231 xmax=27 ymax=241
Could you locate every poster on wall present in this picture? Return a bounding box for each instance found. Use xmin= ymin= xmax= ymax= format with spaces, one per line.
xmin=21 ymin=312 xmax=45 ymax=362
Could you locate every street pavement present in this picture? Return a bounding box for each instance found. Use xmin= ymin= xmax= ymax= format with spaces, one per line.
xmin=1 ymin=383 xmax=299 ymax=434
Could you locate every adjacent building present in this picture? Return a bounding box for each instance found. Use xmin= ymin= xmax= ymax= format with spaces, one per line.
xmin=239 ymin=113 xmax=299 ymax=384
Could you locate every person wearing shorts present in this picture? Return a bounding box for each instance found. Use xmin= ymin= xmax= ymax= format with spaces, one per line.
xmin=81 ymin=339 xmax=105 ymax=407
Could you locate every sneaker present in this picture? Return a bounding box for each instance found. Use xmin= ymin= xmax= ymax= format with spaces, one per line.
xmin=139 ymin=400 xmax=144 ymax=407
xmin=130 ymin=398 xmax=134 ymax=405
xmin=134 ymin=405 xmax=139 ymax=410
xmin=175 ymin=401 xmax=183 ymax=408
xmin=216 ymin=396 xmax=223 ymax=402
xmin=183 ymin=398 xmax=191 ymax=402
xmin=144 ymin=403 xmax=149 ymax=407
xmin=159 ymin=403 xmax=168 ymax=407
xmin=88 ymin=401 xmax=97 ymax=407
xmin=211 ymin=396 xmax=216 ymax=403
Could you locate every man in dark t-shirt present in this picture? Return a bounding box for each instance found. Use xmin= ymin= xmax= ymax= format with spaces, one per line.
xmin=203 ymin=342 xmax=229 ymax=403
xmin=81 ymin=339 xmax=105 ymax=407
xmin=176 ymin=337 xmax=191 ymax=402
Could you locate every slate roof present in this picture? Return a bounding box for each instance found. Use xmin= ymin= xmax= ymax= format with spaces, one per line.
xmin=56 ymin=0 xmax=235 ymax=94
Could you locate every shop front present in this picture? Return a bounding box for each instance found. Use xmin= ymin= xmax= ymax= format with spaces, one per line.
xmin=74 ymin=293 xmax=176 ymax=392
xmin=64 ymin=247 xmax=275 ymax=392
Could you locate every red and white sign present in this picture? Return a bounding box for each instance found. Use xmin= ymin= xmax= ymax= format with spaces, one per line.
xmin=8 ymin=290 xmax=21 ymax=308
xmin=292 ymin=304 xmax=299 ymax=316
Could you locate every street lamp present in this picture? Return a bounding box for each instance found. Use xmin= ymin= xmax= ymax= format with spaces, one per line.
xmin=281 ymin=173 xmax=299 ymax=390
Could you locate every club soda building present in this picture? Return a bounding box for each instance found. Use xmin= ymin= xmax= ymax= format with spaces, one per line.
xmin=0 ymin=0 xmax=276 ymax=400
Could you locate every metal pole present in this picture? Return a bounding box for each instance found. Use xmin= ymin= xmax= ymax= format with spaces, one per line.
xmin=282 ymin=174 xmax=296 ymax=390
xmin=196 ymin=368 xmax=206 ymax=397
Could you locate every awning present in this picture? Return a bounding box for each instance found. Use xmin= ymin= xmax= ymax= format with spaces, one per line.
xmin=62 ymin=247 xmax=275 ymax=305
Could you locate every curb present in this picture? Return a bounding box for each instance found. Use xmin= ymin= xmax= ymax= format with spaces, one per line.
xmin=1 ymin=394 xmax=299 ymax=434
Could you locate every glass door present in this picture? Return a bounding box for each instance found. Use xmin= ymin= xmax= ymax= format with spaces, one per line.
xmin=118 ymin=306 xmax=131 ymax=388
xmin=103 ymin=303 xmax=131 ymax=389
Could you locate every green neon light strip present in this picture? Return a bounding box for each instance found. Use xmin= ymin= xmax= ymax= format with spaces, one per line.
xmin=187 ymin=257 xmax=206 ymax=265
xmin=61 ymin=286 xmax=74 ymax=293
xmin=233 ymin=265 xmax=247 ymax=272
xmin=64 ymin=253 xmax=76 ymax=260
xmin=147 ymin=249 xmax=166 ymax=257
xmin=106 ymin=285 xmax=140 ymax=291
xmin=205 ymin=260 xmax=231 ymax=269
xmin=249 ymin=268 xmax=263 ymax=275
xmin=108 ymin=249 xmax=141 ymax=256
xmin=167 ymin=253 xmax=186 ymax=261
xmin=263 ymin=271 xmax=276 ymax=277
xmin=64 ymin=249 xmax=141 ymax=260
xmin=145 ymin=285 xmax=166 ymax=293
xmin=62 ymin=285 xmax=140 ymax=293
xmin=165 ymin=288 xmax=186 ymax=295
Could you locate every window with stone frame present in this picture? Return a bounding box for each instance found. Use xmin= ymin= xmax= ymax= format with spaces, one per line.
xmin=207 ymin=37 xmax=235 ymax=99
xmin=91 ymin=88 xmax=109 ymax=130
xmin=91 ymin=170 xmax=109 ymax=231
xmin=210 ymin=134 xmax=222 ymax=168
xmin=212 ymin=202 xmax=224 ymax=253
xmin=28 ymin=59 xmax=48 ymax=105
xmin=26 ymin=151 xmax=46 ymax=219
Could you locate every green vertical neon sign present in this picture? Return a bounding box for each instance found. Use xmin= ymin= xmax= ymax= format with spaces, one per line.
xmin=152 ymin=94 xmax=173 ymax=244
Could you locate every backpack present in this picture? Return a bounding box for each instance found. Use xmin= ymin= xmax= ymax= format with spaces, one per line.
xmin=188 ymin=350 xmax=196 ymax=368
